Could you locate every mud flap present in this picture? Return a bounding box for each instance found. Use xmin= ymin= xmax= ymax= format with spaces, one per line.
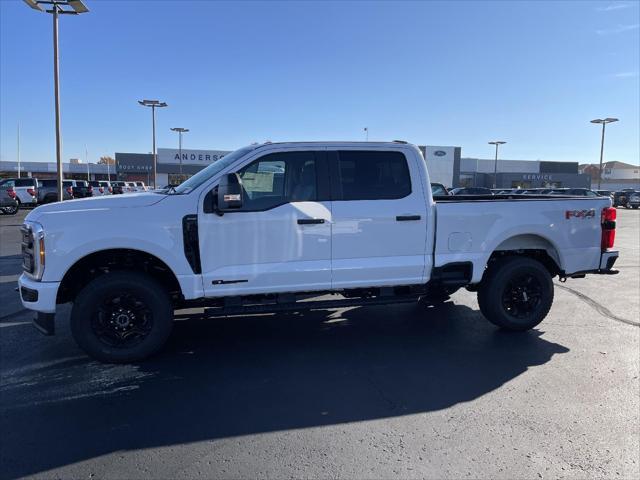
xmin=33 ymin=312 xmax=55 ymax=336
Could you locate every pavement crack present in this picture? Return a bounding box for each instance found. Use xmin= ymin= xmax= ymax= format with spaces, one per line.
xmin=556 ymin=283 xmax=640 ymax=327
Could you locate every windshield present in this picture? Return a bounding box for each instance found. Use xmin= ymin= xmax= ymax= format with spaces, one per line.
xmin=172 ymin=145 xmax=258 ymax=194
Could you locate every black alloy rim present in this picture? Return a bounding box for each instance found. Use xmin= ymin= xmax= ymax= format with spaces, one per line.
xmin=91 ymin=292 xmax=154 ymax=348
xmin=501 ymin=273 xmax=543 ymax=319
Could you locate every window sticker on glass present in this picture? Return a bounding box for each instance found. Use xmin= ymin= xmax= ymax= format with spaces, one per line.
xmin=242 ymin=172 xmax=275 ymax=193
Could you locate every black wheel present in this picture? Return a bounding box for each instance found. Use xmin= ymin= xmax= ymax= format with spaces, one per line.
xmin=633 ymin=206 xmax=639 ymax=210
xmin=71 ymin=272 xmax=173 ymax=363
xmin=1 ymin=204 xmax=18 ymax=215
xmin=478 ymin=256 xmax=553 ymax=331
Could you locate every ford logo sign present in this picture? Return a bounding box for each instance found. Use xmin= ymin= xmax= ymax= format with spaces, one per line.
xmin=434 ymin=150 xmax=446 ymax=157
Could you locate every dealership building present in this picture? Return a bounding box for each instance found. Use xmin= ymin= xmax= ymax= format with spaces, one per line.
xmin=115 ymin=148 xmax=230 ymax=186
xmin=1 ymin=144 xmax=599 ymax=190
xmin=419 ymin=146 xmax=591 ymax=189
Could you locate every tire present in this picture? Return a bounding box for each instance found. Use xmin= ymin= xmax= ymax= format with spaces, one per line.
xmin=71 ymin=271 xmax=173 ymax=363
xmin=477 ymin=256 xmax=553 ymax=331
xmin=633 ymin=206 xmax=639 ymax=209
xmin=1 ymin=204 xmax=18 ymax=215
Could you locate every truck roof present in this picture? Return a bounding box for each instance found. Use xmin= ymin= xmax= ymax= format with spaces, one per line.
xmin=255 ymin=140 xmax=415 ymax=148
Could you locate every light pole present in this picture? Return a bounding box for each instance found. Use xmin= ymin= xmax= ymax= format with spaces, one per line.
xmin=170 ymin=127 xmax=189 ymax=177
xmin=17 ymin=122 xmax=20 ymax=179
xmin=23 ymin=0 xmax=89 ymax=202
xmin=488 ymin=141 xmax=506 ymax=189
xmin=85 ymin=144 xmax=89 ymax=180
xmin=138 ymin=100 xmax=167 ymax=188
xmin=364 ymin=127 xmax=369 ymax=141
xmin=590 ymin=118 xmax=619 ymax=189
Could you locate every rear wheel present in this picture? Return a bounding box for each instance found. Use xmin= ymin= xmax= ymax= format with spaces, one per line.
xmin=1 ymin=204 xmax=18 ymax=215
xmin=478 ymin=256 xmax=553 ymax=331
xmin=71 ymin=272 xmax=173 ymax=363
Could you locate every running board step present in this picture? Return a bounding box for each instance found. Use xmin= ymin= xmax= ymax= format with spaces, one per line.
xmin=203 ymin=294 xmax=422 ymax=318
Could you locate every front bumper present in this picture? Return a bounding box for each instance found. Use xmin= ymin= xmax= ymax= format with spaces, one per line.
xmin=18 ymin=273 xmax=59 ymax=313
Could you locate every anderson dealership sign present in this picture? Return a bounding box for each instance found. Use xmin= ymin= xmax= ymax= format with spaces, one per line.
xmin=157 ymin=148 xmax=231 ymax=166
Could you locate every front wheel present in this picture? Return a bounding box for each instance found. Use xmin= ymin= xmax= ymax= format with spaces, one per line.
xmin=478 ymin=256 xmax=553 ymax=331
xmin=71 ymin=272 xmax=173 ymax=363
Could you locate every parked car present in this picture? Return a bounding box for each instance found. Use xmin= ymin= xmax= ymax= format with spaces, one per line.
xmin=71 ymin=180 xmax=93 ymax=198
xmin=134 ymin=181 xmax=149 ymax=192
xmin=430 ymin=183 xmax=448 ymax=196
xmin=19 ymin=141 xmax=619 ymax=363
xmin=625 ymin=191 xmax=640 ymax=209
xmin=595 ymin=190 xmax=614 ymax=200
xmin=0 ymin=186 xmax=19 ymax=215
xmin=124 ymin=182 xmax=138 ymax=193
xmin=89 ymin=180 xmax=113 ymax=196
xmin=37 ymin=179 xmax=73 ymax=204
xmin=613 ymin=189 xmax=638 ymax=207
xmin=0 ymin=177 xmax=38 ymax=208
xmin=449 ymin=187 xmax=493 ymax=195
xmin=110 ymin=181 xmax=126 ymax=195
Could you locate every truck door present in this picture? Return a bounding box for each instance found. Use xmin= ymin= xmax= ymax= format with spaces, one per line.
xmin=199 ymin=150 xmax=332 ymax=297
xmin=329 ymin=149 xmax=428 ymax=288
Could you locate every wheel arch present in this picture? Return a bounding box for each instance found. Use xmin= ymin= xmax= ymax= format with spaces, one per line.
xmin=57 ymin=248 xmax=183 ymax=305
xmin=488 ymin=233 xmax=563 ymax=276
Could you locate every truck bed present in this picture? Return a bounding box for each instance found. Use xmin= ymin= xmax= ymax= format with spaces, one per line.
xmin=433 ymin=195 xmax=613 ymax=283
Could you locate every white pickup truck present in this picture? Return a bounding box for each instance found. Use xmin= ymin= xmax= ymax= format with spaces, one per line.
xmin=19 ymin=142 xmax=619 ymax=363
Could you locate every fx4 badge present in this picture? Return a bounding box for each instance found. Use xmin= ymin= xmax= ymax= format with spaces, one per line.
xmin=565 ymin=209 xmax=595 ymax=219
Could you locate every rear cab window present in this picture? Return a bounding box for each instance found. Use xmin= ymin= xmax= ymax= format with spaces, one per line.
xmin=14 ymin=179 xmax=36 ymax=187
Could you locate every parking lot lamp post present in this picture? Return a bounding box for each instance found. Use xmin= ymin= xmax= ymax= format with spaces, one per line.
xmin=590 ymin=118 xmax=619 ymax=190
xmin=138 ymin=100 xmax=168 ymax=188
xmin=170 ymin=127 xmax=189 ymax=176
xmin=17 ymin=123 xmax=21 ymax=179
xmin=23 ymin=0 xmax=89 ymax=202
xmin=488 ymin=141 xmax=506 ymax=189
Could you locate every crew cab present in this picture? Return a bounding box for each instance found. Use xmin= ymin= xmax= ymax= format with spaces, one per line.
xmin=18 ymin=142 xmax=619 ymax=363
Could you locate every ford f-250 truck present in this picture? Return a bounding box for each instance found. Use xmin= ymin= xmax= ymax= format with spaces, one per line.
xmin=19 ymin=142 xmax=619 ymax=363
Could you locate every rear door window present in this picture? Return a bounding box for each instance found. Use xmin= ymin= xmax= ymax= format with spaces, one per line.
xmin=333 ymin=151 xmax=411 ymax=201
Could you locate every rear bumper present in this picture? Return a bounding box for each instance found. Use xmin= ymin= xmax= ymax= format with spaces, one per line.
xmin=565 ymin=251 xmax=619 ymax=278
xmin=599 ymin=250 xmax=619 ymax=271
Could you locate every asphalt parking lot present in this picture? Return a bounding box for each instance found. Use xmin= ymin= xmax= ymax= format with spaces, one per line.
xmin=1 ymin=208 xmax=638 ymax=479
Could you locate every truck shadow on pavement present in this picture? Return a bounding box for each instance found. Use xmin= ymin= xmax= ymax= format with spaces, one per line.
xmin=1 ymin=301 xmax=569 ymax=479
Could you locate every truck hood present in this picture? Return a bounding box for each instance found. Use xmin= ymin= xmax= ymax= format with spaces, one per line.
xmin=26 ymin=193 xmax=166 ymax=223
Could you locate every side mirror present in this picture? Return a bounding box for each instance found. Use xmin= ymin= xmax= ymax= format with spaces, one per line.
xmin=217 ymin=173 xmax=243 ymax=213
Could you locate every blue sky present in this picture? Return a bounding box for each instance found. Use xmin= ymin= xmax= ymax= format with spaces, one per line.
xmin=1 ymin=0 xmax=638 ymax=165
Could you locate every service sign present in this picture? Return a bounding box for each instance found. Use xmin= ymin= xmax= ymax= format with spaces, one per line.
xmin=157 ymin=148 xmax=231 ymax=166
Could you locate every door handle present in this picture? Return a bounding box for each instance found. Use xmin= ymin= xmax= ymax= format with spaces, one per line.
xmin=396 ymin=215 xmax=421 ymax=221
xmin=297 ymin=218 xmax=325 ymax=225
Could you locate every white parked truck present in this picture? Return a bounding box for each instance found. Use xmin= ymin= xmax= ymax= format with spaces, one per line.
xmin=19 ymin=142 xmax=619 ymax=362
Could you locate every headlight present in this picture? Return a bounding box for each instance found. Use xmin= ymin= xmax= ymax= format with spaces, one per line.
xmin=21 ymin=222 xmax=45 ymax=280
